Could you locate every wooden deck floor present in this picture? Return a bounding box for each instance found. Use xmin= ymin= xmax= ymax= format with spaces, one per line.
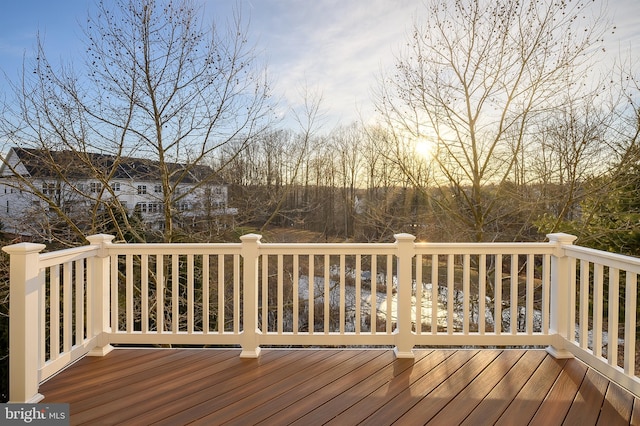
xmin=39 ymin=348 xmax=640 ymax=425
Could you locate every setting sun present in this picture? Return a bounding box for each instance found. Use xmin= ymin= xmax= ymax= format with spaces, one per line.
xmin=415 ymin=138 xmax=436 ymax=160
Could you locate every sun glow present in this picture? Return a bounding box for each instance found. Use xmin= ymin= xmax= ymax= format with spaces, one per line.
xmin=415 ymin=138 xmax=436 ymax=161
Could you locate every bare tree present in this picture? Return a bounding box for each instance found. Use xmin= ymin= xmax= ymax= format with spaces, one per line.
xmin=532 ymin=94 xmax=615 ymax=224
xmin=331 ymin=123 xmax=365 ymax=239
xmin=534 ymin=64 xmax=640 ymax=250
xmin=259 ymin=86 xmax=325 ymax=233
xmin=353 ymin=125 xmax=420 ymax=242
xmin=376 ymin=0 xmax=610 ymax=241
xmin=0 ymin=0 xmax=272 ymax=243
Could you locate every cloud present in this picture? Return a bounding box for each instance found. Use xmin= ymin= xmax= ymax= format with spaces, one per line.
xmin=608 ymin=0 xmax=640 ymax=52
xmin=241 ymin=0 xmax=419 ymax=126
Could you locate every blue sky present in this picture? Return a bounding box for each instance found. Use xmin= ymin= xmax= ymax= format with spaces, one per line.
xmin=1 ymin=0 xmax=639 ymax=128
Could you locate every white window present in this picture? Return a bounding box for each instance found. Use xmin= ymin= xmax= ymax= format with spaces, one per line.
xmin=136 ymin=202 xmax=162 ymax=214
xmin=111 ymin=182 xmax=121 ymax=191
xmin=154 ymin=185 xmax=162 ymax=193
xmin=90 ymin=182 xmax=102 ymax=193
xmin=42 ymin=183 xmax=61 ymax=196
xmin=137 ymin=185 xmax=147 ymax=195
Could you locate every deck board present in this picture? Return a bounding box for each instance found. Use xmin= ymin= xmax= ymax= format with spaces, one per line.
xmin=38 ymin=348 xmax=640 ymax=425
xmin=494 ymin=354 xmax=567 ymax=424
xmin=273 ymin=351 xmax=432 ymax=426
xmin=84 ymin=349 xmax=312 ymax=425
xmin=71 ymin=349 xmax=239 ymax=421
xmin=194 ymin=350 xmax=387 ymax=425
xmin=173 ymin=350 xmax=370 ymax=425
xmin=394 ymin=350 xmax=504 ymax=425
xmin=241 ymin=351 xmax=416 ymax=425
xmin=360 ymin=349 xmax=480 ymax=425
xmin=631 ymin=398 xmax=640 ymax=425
xmin=326 ymin=350 xmax=455 ymax=425
xmin=426 ymin=350 xmax=525 ymax=425
xmin=563 ymin=367 xmax=610 ymax=424
xmin=459 ymin=350 xmax=547 ymax=425
xmin=529 ymin=357 xmax=588 ymax=425
xmin=598 ymin=382 xmax=636 ymax=425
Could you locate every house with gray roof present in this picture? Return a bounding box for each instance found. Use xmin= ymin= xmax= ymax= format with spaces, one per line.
xmin=0 ymin=147 xmax=235 ymax=237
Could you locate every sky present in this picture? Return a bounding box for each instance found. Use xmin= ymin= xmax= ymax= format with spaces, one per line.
xmin=0 ymin=0 xmax=639 ymax=129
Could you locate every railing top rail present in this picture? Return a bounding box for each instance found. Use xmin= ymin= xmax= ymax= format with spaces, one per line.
xmin=96 ymin=239 xmax=561 ymax=257
xmin=104 ymin=242 xmax=242 ymax=256
xmin=564 ymin=245 xmax=640 ymax=273
xmin=258 ymin=242 xmax=397 ymax=255
xmin=38 ymin=245 xmax=99 ymax=269
xmin=414 ymin=241 xmax=556 ymax=255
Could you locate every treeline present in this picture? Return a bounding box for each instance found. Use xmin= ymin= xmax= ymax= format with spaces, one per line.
xmin=211 ymin=118 xmax=640 ymax=254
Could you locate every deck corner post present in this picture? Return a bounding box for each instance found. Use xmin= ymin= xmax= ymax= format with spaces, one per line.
xmin=2 ymin=242 xmax=46 ymax=403
xmin=86 ymin=234 xmax=116 ymax=356
xmin=393 ymin=233 xmax=416 ymax=359
xmin=240 ymin=234 xmax=262 ymax=358
xmin=546 ymin=233 xmax=577 ymax=359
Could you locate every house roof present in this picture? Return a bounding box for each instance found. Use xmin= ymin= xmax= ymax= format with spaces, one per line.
xmin=3 ymin=147 xmax=217 ymax=184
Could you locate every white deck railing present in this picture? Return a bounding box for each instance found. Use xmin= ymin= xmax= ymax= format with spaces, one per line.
xmin=4 ymin=232 xmax=639 ymax=402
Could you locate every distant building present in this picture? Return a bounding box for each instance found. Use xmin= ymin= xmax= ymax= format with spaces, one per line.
xmin=0 ymin=147 xmax=236 ymax=237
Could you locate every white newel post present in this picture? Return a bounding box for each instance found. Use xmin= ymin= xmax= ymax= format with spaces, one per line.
xmin=546 ymin=233 xmax=577 ymax=359
xmin=86 ymin=234 xmax=115 ymax=356
xmin=394 ymin=233 xmax=416 ymax=359
xmin=240 ymin=234 xmax=262 ymax=358
xmin=2 ymin=242 xmax=46 ymax=403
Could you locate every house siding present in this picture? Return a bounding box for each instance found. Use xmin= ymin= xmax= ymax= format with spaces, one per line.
xmin=0 ymin=148 xmax=234 ymax=237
